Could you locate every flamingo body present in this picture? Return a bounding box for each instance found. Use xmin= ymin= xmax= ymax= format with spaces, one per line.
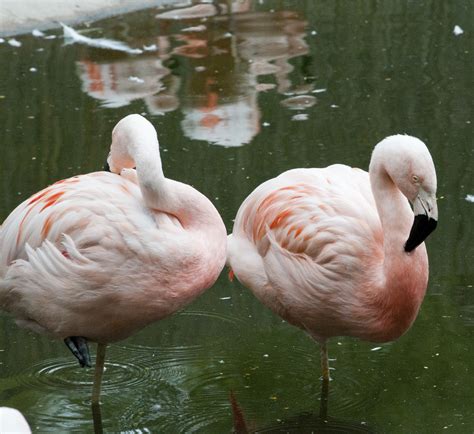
xmin=0 ymin=115 xmax=227 ymax=345
xmin=228 ymin=136 xmax=437 ymax=346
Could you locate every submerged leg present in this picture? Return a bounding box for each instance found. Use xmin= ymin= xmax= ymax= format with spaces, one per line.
xmin=91 ymin=343 xmax=107 ymax=406
xmin=64 ymin=336 xmax=92 ymax=367
xmin=319 ymin=340 xmax=329 ymax=419
xmin=320 ymin=340 xmax=329 ymax=383
xmin=91 ymin=400 xmax=103 ymax=434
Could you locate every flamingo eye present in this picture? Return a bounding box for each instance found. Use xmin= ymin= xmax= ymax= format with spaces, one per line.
xmin=412 ymin=175 xmax=419 ymax=184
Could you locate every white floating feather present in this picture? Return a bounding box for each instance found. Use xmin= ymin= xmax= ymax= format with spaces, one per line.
xmin=61 ymin=23 xmax=143 ymax=54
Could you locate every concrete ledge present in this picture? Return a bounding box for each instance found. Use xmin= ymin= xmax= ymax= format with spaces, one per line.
xmin=0 ymin=0 xmax=186 ymax=36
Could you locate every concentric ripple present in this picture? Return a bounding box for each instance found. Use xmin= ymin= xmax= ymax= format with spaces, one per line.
xmin=178 ymin=309 xmax=248 ymax=324
xmin=15 ymin=354 xmax=154 ymax=395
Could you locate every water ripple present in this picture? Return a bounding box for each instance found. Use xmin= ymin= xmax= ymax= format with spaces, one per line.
xmin=14 ymin=355 xmax=154 ymax=395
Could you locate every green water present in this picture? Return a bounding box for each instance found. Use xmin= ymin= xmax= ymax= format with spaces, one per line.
xmin=0 ymin=1 xmax=473 ymax=432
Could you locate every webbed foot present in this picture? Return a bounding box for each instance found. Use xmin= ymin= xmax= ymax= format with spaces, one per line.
xmin=64 ymin=336 xmax=92 ymax=367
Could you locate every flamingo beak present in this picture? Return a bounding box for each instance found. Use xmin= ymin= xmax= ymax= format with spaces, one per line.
xmin=404 ymin=190 xmax=438 ymax=252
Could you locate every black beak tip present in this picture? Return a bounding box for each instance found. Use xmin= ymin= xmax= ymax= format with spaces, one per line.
xmin=404 ymin=215 xmax=438 ymax=252
xmin=103 ymin=160 xmax=111 ymax=172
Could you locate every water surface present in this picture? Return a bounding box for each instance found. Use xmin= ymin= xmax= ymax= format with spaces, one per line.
xmin=0 ymin=1 xmax=473 ymax=432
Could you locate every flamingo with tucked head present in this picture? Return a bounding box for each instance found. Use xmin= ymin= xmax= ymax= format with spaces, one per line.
xmin=227 ymin=135 xmax=438 ymax=388
xmin=0 ymin=114 xmax=227 ymax=405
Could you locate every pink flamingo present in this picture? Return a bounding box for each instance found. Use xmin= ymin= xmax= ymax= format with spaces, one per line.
xmin=0 ymin=114 xmax=227 ymax=405
xmin=227 ymin=135 xmax=438 ymax=386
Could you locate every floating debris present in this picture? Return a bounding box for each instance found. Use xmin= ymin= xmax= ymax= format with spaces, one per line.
xmin=128 ymin=76 xmax=144 ymax=84
xmin=310 ymin=30 xmax=317 ymax=35
xmin=291 ymin=113 xmax=308 ymax=121
xmin=453 ymin=25 xmax=464 ymax=36
xmin=280 ymin=95 xmax=316 ymax=110
xmin=263 ymin=122 xmax=271 ymax=127
xmin=32 ymin=29 xmax=45 ymax=37
xmin=61 ymin=23 xmax=143 ymax=54
xmin=220 ymin=296 xmax=231 ymax=300
xmin=156 ymin=4 xmax=217 ymax=20
xmin=8 ymin=38 xmax=22 ymax=47
xmin=256 ymin=83 xmax=276 ymax=92
xmin=465 ymin=194 xmax=474 ymax=203
xmin=29 ymin=67 xmax=37 ymax=72
xmin=0 ymin=38 xmax=4 ymax=43
xmin=312 ymin=88 xmax=327 ymax=94
xmin=182 ymin=24 xmax=207 ymax=32
xmin=195 ymin=66 xmax=206 ymax=72
xmin=371 ymin=346 xmax=382 ymax=352
xmin=143 ymin=44 xmax=158 ymax=51
xmin=45 ymin=35 xmax=57 ymax=40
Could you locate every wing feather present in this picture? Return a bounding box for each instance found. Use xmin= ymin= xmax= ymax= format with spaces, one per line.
xmin=228 ymin=165 xmax=384 ymax=336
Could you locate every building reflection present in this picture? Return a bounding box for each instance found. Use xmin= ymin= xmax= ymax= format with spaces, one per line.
xmin=77 ymin=2 xmax=311 ymax=146
xmin=78 ymin=57 xmax=178 ymax=110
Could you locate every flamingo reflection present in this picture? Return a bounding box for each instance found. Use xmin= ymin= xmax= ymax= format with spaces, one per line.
xmin=229 ymin=390 xmax=375 ymax=433
xmin=77 ymin=2 xmax=311 ymax=146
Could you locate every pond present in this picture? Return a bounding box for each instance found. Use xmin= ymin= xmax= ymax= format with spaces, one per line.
xmin=0 ymin=1 xmax=473 ymax=432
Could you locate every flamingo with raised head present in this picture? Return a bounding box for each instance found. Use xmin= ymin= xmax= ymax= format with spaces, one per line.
xmin=227 ymin=135 xmax=438 ymax=387
xmin=0 ymin=114 xmax=227 ymax=405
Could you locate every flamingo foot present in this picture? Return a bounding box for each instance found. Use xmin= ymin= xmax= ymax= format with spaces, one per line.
xmin=64 ymin=336 xmax=92 ymax=367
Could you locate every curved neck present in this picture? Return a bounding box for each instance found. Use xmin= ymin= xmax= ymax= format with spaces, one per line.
xmin=370 ymin=163 xmax=413 ymax=259
xmin=368 ymin=162 xmax=428 ymax=340
xmin=131 ymin=137 xmax=220 ymax=232
xmin=109 ymin=115 xmax=223 ymax=233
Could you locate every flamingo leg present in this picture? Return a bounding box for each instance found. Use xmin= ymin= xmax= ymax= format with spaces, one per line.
xmin=320 ymin=340 xmax=329 ymax=382
xmin=91 ymin=343 xmax=107 ymax=405
xmin=91 ymin=400 xmax=103 ymax=434
xmin=319 ymin=340 xmax=329 ymax=419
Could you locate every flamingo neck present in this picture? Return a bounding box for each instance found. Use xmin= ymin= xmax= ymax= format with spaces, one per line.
xmin=108 ymin=115 xmax=223 ymax=233
xmin=132 ymin=135 xmax=220 ymax=232
xmin=369 ymin=162 xmax=428 ymax=340
xmin=370 ymin=164 xmax=413 ymax=259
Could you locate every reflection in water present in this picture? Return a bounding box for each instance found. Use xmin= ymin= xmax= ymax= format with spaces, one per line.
xmin=77 ymin=3 xmax=311 ymax=146
xmin=229 ymin=390 xmax=375 ymax=433
xmin=78 ymin=55 xmax=179 ymax=110
xmin=2 ymin=0 xmax=472 ymax=432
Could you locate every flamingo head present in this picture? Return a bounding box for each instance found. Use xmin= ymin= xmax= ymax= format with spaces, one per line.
xmin=395 ymin=137 xmax=437 ymax=252
xmin=404 ymin=180 xmax=438 ymax=252
xmin=373 ymin=135 xmax=438 ymax=252
xmin=107 ymin=114 xmax=157 ymax=174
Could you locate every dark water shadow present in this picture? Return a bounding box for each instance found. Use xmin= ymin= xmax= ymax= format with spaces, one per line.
xmin=230 ymin=383 xmax=375 ymax=434
xmin=253 ymin=412 xmax=375 ymax=434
